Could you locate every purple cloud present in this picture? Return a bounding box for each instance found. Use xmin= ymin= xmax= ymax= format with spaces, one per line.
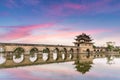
xmin=21 ymin=0 xmax=40 ymax=6
xmin=43 ymin=0 xmax=120 ymax=17
xmin=4 ymin=0 xmax=19 ymax=9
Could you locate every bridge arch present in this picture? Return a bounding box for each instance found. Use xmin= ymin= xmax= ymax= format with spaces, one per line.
xmin=0 ymin=46 xmax=6 ymax=64
xmin=29 ymin=47 xmax=39 ymax=62
xmin=42 ymin=48 xmax=50 ymax=61
xmin=13 ymin=47 xmax=25 ymax=63
xmin=69 ymin=48 xmax=74 ymax=60
xmin=53 ymin=48 xmax=59 ymax=61
xmin=61 ymin=48 xmax=68 ymax=60
xmin=0 ymin=46 xmax=5 ymax=53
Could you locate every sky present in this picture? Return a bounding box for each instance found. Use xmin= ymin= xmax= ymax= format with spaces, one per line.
xmin=0 ymin=0 xmax=120 ymax=46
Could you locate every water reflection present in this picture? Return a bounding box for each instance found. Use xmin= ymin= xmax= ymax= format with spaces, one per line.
xmin=42 ymin=53 xmax=48 ymax=61
xmin=53 ymin=53 xmax=57 ymax=60
xmin=29 ymin=53 xmax=37 ymax=62
xmin=74 ymin=54 xmax=120 ymax=74
xmin=62 ymin=53 xmax=65 ymax=59
xmin=42 ymin=48 xmax=50 ymax=61
xmin=106 ymin=55 xmax=115 ymax=65
xmin=0 ymin=53 xmax=6 ymax=64
xmin=1 ymin=54 xmax=120 ymax=80
xmin=75 ymin=61 xmax=92 ymax=74
xmin=74 ymin=53 xmax=93 ymax=74
xmin=13 ymin=55 xmax=24 ymax=63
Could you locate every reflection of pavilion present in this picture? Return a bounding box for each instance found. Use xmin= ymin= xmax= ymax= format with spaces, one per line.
xmin=75 ymin=59 xmax=93 ymax=74
xmin=75 ymin=54 xmax=93 ymax=74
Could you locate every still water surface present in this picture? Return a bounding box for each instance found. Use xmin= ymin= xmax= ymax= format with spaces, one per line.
xmin=0 ymin=57 xmax=120 ymax=80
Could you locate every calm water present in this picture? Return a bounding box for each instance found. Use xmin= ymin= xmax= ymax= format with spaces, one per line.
xmin=0 ymin=57 xmax=120 ymax=80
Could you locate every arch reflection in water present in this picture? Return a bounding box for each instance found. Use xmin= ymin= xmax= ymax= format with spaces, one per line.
xmin=62 ymin=54 xmax=65 ymax=60
xmin=13 ymin=47 xmax=25 ymax=63
xmin=69 ymin=54 xmax=72 ymax=59
xmin=53 ymin=53 xmax=57 ymax=60
xmin=61 ymin=48 xmax=67 ymax=60
xmin=42 ymin=48 xmax=50 ymax=61
xmin=29 ymin=53 xmax=37 ymax=62
xmin=53 ymin=48 xmax=59 ymax=60
xmin=29 ymin=48 xmax=38 ymax=62
xmin=0 ymin=53 xmax=6 ymax=64
xmin=0 ymin=47 xmax=5 ymax=53
xmin=13 ymin=55 xmax=24 ymax=63
xmin=69 ymin=48 xmax=74 ymax=59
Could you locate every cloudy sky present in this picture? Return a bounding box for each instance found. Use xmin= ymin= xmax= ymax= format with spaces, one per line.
xmin=0 ymin=0 xmax=120 ymax=46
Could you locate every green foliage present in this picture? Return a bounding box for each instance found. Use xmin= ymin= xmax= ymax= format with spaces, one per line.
xmin=107 ymin=45 xmax=114 ymax=51
xmin=113 ymin=47 xmax=120 ymax=52
xmin=107 ymin=45 xmax=120 ymax=52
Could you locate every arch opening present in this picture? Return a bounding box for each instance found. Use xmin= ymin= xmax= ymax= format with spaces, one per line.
xmin=53 ymin=48 xmax=59 ymax=60
xmin=0 ymin=53 xmax=6 ymax=64
xmin=61 ymin=48 xmax=67 ymax=60
xmin=86 ymin=49 xmax=90 ymax=58
xmin=13 ymin=47 xmax=24 ymax=63
xmin=29 ymin=48 xmax=38 ymax=62
xmin=0 ymin=47 xmax=6 ymax=64
xmin=42 ymin=48 xmax=50 ymax=61
xmin=69 ymin=48 xmax=74 ymax=60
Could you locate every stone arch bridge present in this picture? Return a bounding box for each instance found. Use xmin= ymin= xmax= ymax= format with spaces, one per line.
xmin=0 ymin=43 xmax=119 ymax=68
xmin=0 ymin=43 xmax=79 ymax=68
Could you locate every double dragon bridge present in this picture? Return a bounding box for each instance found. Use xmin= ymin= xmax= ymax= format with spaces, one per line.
xmin=1 ymin=33 xmax=118 ymax=68
xmin=0 ymin=43 xmax=79 ymax=68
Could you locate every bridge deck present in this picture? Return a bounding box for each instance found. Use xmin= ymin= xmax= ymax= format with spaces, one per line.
xmin=0 ymin=42 xmax=77 ymax=48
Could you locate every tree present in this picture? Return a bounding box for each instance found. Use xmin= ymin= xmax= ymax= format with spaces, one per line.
xmin=107 ymin=45 xmax=114 ymax=51
xmin=113 ymin=47 xmax=120 ymax=52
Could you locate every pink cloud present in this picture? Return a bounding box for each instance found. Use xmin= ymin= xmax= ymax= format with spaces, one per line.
xmin=14 ymin=28 xmax=110 ymax=44
xmin=4 ymin=66 xmax=79 ymax=80
xmin=0 ymin=23 xmax=54 ymax=41
xmin=4 ymin=69 xmax=51 ymax=80
xmin=0 ymin=20 xmax=113 ymax=45
xmin=47 ymin=3 xmax=85 ymax=16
